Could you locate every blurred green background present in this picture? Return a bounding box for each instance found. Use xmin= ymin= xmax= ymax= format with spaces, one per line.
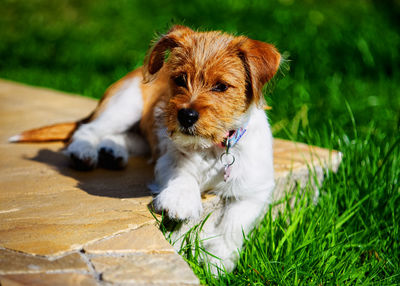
xmin=1 ymin=0 xmax=399 ymax=144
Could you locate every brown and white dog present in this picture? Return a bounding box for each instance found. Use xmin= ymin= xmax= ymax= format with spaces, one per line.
xmin=11 ymin=25 xmax=281 ymax=273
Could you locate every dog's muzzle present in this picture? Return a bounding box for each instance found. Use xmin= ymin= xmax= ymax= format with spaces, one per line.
xmin=177 ymin=108 xmax=199 ymax=129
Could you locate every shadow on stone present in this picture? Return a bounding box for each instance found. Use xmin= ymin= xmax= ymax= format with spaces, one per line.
xmin=27 ymin=148 xmax=154 ymax=199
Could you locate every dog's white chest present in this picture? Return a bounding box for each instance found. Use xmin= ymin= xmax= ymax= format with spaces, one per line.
xmin=193 ymin=149 xmax=226 ymax=192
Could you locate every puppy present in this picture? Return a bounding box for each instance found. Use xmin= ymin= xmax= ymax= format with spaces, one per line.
xmin=11 ymin=25 xmax=281 ymax=273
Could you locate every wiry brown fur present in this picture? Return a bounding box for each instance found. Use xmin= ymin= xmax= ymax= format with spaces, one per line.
xmin=143 ymin=26 xmax=280 ymax=146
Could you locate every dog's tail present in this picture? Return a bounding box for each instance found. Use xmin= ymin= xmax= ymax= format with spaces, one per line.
xmin=8 ymin=122 xmax=79 ymax=143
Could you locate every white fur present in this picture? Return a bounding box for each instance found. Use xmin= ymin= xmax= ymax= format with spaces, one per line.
xmin=66 ymin=77 xmax=145 ymax=166
xmin=8 ymin=134 xmax=21 ymax=143
xmin=97 ymin=134 xmax=130 ymax=165
xmin=154 ymin=105 xmax=275 ymax=274
xmin=67 ymin=76 xmax=275 ymax=274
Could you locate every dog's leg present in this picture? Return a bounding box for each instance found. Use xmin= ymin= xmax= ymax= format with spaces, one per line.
xmin=66 ymin=76 xmax=144 ymax=170
xmin=97 ymin=134 xmax=130 ymax=170
xmin=152 ymin=177 xmax=203 ymax=220
xmin=152 ymin=153 xmax=203 ymax=220
xmin=97 ymin=132 xmax=150 ymax=169
xmin=201 ymin=190 xmax=273 ymax=274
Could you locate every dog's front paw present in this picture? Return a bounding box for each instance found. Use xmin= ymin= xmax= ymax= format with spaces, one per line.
xmin=153 ymin=188 xmax=203 ymax=221
xmin=65 ymin=140 xmax=98 ymax=170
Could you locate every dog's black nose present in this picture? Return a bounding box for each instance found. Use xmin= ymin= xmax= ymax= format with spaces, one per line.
xmin=178 ymin=108 xmax=199 ymax=128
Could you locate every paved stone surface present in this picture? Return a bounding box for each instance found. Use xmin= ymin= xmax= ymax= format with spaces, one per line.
xmin=91 ymin=254 xmax=200 ymax=285
xmin=84 ymin=224 xmax=174 ymax=254
xmin=0 ymin=141 xmax=154 ymax=256
xmin=0 ymin=249 xmax=87 ymax=275
xmin=273 ymin=138 xmax=341 ymax=198
xmin=0 ymin=273 xmax=98 ymax=286
xmin=0 ymin=79 xmax=341 ymax=285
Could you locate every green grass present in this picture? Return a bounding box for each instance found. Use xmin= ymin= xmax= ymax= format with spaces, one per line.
xmin=1 ymin=0 xmax=399 ymax=284
xmin=192 ymin=133 xmax=400 ymax=285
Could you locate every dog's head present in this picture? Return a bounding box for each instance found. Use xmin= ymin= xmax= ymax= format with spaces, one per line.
xmin=144 ymin=25 xmax=281 ymax=148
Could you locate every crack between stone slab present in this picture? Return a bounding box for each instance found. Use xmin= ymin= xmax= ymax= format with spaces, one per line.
xmin=80 ymin=251 xmax=186 ymax=285
xmin=1 ymin=245 xmax=101 ymax=284
xmin=82 ymin=252 xmax=200 ymax=286
xmin=77 ymin=221 xmax=165 ymax=286
xmin=85 ymin=249 xmax=175 ymax=255
xmin=0 ymin=246 xmax=83 ymax=262
xmin=78 ymin=250 xmax=103 ymax=285
xmin=85 ymin=252 xmax=174 ymax=259
xmin=7 ymin=217 xmax=158 ymax=259
xmin=0 ymin=246 xmax=78 ymax=261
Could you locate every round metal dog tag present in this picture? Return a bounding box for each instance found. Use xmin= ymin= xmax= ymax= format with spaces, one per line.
xmin=220 ymin=152 xmax=235 ymax=167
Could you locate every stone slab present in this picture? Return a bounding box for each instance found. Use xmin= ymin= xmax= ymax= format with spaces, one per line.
xmin=84 ymin=224 xmax=174 ymax=254
xmin=0 ymin=273 xmax=98 ymax=286
xmin=0 ymin=249 xmax=87 ymax=275
xmin=0 ymin=143 xmax=155 ymax=255
xmin=91 ymin=254 xmax=199 ymax=285
xmin=272 ymin=138 xmax=341 ymax=202
xmin=0 ymin=80 xmax=97 ymax=139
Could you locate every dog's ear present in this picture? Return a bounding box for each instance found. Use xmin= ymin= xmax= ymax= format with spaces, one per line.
xmin=235 ymin=37 xmax=281 ymax=105
xmin=143 ymin=25 xmax=193 ymax=82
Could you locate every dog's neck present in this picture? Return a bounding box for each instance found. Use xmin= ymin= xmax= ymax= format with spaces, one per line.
xmin=218 ymin=126 xmax=248 ymax=149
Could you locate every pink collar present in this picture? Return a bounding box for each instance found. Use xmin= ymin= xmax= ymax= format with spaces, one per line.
xmin=218 ymin=127 xmax=247 ymax=149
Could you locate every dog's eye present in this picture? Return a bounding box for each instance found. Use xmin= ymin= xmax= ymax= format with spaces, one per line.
xmin=173 ymin=74 xmax=187 ymax=88
xmin=212 ymin=82 xmax=228 ymax=92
